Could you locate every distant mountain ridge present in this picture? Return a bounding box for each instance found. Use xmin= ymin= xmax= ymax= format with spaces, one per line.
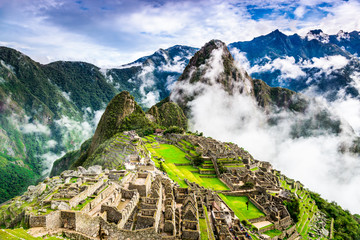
xmin=229 ymin=29 xmax=360 ymax=100
xmin=1 ymin=28 xmax=360 ymax=203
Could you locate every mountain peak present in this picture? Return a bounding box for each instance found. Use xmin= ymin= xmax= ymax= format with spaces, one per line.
xmin=171 ymin=39 xmax=254 ymax=111
xmin=306 ymin=29 xmax=329 ymax=43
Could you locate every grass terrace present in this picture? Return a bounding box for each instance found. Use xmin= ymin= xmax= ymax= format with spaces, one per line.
xmin=218 ymin=194 xmax=265 ymax=221
xmin=0 ymin=228 xmax=66 ymax=239
xmin=263 ymin=229 xmax=282 ymax=237
xmin=280 ymin=178 xmax=321 ymax=239
xmin=147 ymin=143 xmax=229 ymax=190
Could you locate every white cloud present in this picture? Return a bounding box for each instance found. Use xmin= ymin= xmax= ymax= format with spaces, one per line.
xmin=21 ymin=122 xmax=51 ymax=135
xmin=157 ymin=56 xmax=189 ymax=73
xmin=249 ymin=56 xmax=306 ymax=85
xmin=61 ymin=91 xmax=71 ymax=101
xmin=93 ymin=109 xmax=105 ymax=126
xmin=187 ymin=85 xmax=360 ymax=213
xmin=294 ymin=6 xmax=307 ymax=18
xmin=1 ymin=0 xmax=360 ymax=67
xmin=302 ymin=55 xmax=349 ymax=73
xmin=46 ymin=139 xmax=57 ymax=148
xmin=40 ymin=151 xmax=66 ymax=175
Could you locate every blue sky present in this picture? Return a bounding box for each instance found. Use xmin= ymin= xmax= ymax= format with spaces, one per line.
xmin=0 ymin=0 xmax=359 ymax=67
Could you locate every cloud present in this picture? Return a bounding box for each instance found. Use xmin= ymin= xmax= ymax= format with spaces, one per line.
xmin=188 ymin=84 xmax=360 ymax=213
xmin=251 ymin=56 xmax=306 ymax=82
xmin=302 ymin=55 xmax=349 ymax=73
xmin=20 ymin=122 xmax=51 ymax=135
xmin=40 ymin=151 xmax=66 ymax=175
xmin=1 ymin=0 xmax=359 ymax=67
xmin=243 ymin=54 xmax=350 ymax=87
xmin=294 ymin=6 xmax=307 ymax=18
xmin=171 ymin=48 xmax=360 ymax=213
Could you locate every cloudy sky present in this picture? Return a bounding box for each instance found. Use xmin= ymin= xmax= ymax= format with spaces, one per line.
xmin=0 ymin=0 xmax=360 ymax=67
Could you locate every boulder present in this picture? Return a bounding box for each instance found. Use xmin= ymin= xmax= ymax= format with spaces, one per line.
xmin=87 ymin=165 xmax=102 ymax=174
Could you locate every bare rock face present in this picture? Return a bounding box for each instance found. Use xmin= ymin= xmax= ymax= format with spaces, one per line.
xmin=170 ymin=39 xmax=254 ymax=112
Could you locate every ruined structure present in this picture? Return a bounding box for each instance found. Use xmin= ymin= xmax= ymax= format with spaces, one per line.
xmin=0 ymin=133 xmax=306 ymax=240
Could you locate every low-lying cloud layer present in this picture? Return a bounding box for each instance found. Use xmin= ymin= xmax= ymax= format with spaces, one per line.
xmin=174 ymin=48 xmax=360 ymax=214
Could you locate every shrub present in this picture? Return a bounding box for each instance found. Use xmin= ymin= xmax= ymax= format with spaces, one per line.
xmin=164 ymin=126 xmax=184 ymax=134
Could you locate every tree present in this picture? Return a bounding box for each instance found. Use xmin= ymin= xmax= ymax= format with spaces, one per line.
xmin=193 ymin=154 xmax=204 ymax=166
xmin=283 ymin=198 xmax=300 ymax=223
xmin=159 ymin=162 xmax=165 ymax=172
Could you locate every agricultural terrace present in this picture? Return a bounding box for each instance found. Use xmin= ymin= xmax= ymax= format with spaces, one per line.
xmin=218 ymin=194 xmax=265 ymax=221
xmin=280 ymin=178 xmax=323 ymax=239
xmin=0 ymin=228 xmax=66 ymax=240
xmin=143 ymin=136 xmax=229 ymax=190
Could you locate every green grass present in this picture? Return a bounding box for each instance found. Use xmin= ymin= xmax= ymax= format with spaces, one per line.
xmin=0 ymin=228 xmax=66 ymax=239
xmin=199 ymin=219 xmax=208 ymax=240
xmin=72 ymin=197 xmax=93 ymax=211
xmin=263 ymin=229 xmax=282 ymax=237
xmin=250 ymin=167 xmax=259 ymax=171
xmin=149 ymin=144 xmax=229 ymax=190
xmin=218 ymin=194 xmax=265 ymax=221
xmin=224 ymin=165 xmax=245 ymax=168
xmin=154 ymin=144 xmax=190 ymax=164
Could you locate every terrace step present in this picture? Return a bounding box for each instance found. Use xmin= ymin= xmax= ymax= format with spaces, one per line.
xmin=202 ymin=164 xmax=214 ymax=169
xmin=199 ymin=175 xmax=217 ymax=178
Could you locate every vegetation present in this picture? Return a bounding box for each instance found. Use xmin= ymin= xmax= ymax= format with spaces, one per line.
xmin=199 ymin=218 xmax=208 ymax=240
xmin=284 ymin=198 xmax=301 ymax=223
xmin=309 ymin=192 xmax=360 ymax=240
xmin=0 ymin=228 xmax=66 ymax=239
xmin=0 ymin=158 xmax=37 ymax=202
xmin=263 ymin=229 xmax=283 ymax=237
xmin=219 ymin=194 xmax=265 ymax=221
xmin=163 ymin=126 xmax=185 ymax=134
xmin=147 ymin=143 xmax=228 ymax=190
xmin=147 ymin=100 xmax=188 ymax=130
xmin=193 ymin=153 xmax=204 ymax=166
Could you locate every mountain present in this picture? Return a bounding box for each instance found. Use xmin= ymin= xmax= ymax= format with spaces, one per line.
xmin=0 ymin=45 xmax=196 ymax=203
xmin=102 ymin=45 xmax=198 ymax=108
xmin=0 ymin=92 xmax=359 ymax=239
xmin=229 ymin=29 xmax=360 ymax=100
xmin=171 ymin=39 xmax=254 ymax=113
xmin=1 ymin=28 xmax=360 ymax=210
xmin=50 ymin=91 xmax=187 ymax=175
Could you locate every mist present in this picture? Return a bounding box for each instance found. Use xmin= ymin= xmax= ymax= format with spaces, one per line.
xmin=173 ymin=46 xmax=360 ymax=214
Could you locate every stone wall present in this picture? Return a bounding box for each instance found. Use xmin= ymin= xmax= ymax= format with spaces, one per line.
xmin=100 ymin=218 xmax=161 ymax=240
xmin=46 ymin=211 xmax=62 ymax=230
xmin=81 ymin=184 xmax=116 ymax=213
xmin=258 ymin=224 xmax=275 ymax=234
xmin=75 ymin=212 xmax=100 ymax=238
xmin=182 ymin=228 xmax=200 ymax=240
xmin=61 ymin=211 xmax=76 ymax=230
xmin=279 ymin=216 xmax=292 ymax=229
xmin=118 ymin=190 xmax=139 ymax=228
xmin=101 ymin=205 xmax=122 ymax=224
xmin=69 ymin=178 xmax=104 ymax=208
xmin=29 ymin=215 xmax=46 ymax=227
xmin=128 ymin=173 xmax=151 ymax=197
xmin=249 ymin=216 xmax=267 ymax=223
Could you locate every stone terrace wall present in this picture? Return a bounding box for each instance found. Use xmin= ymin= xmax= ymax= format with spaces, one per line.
xmin=118 ymin=191 xmax=139 ymax=228
xmin=100 ymin=218 xmax=161 ymax=240
xmin=69 ymin=178 xmax=105 ymax=208
xmin=46 ymin=211 xmax=62 ymax=230
xmin=75 ymin=212 xmax=100 ymax=238
xmin=29 ymin=215 xmax=46 ymax=227
xmin=81 ymin=183 xmax=116 ymax=213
